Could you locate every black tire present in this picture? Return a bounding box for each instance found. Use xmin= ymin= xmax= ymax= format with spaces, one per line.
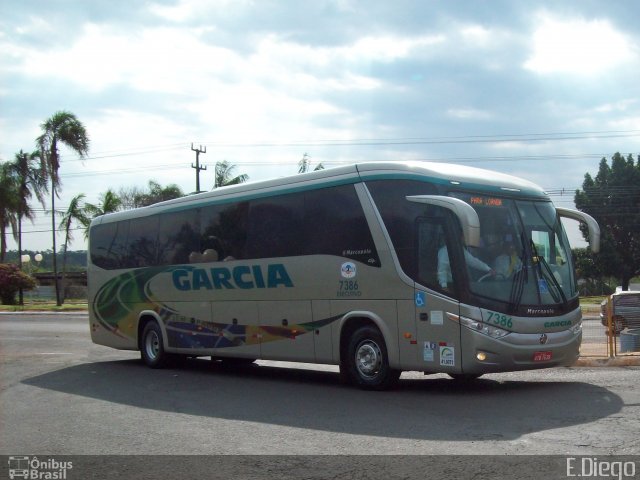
xmin=345 ymin=326 xmax=400 ymax=390
xmin=140 ymin=321 xmax=171 ymax=368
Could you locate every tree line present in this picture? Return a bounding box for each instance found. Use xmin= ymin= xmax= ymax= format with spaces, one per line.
xmin=3 ymin=110 xmax=634 ymax=300
xmin=0 ymin=111 xmax=327 ymax=305
xmin=0 ymin=111 xmax=88 ymax=305
xmin=574 ymin=152 xmax=640 ymax=292
xmin=0 ymin=111 xmax=258 ymax=305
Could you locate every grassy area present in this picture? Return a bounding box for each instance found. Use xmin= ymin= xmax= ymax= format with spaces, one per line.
xmin=0 ymin=300 xmax=88 ymax=312
xmin=580 ymin=295 xmax=606 ymax=314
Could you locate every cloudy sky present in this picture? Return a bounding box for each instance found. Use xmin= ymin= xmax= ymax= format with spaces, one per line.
xmin=2 ymin=0 xmax=640 ymax=252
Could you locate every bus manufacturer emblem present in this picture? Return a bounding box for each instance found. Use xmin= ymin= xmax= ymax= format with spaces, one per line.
xmin=539 ymin=333 xmax=548 ymax=345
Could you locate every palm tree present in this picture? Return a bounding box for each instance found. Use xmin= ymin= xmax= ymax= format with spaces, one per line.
xmin=37 ymin=111 xmax=89 ymax=306
xmin=133 ymin=180 xmax=184 ymax=207
xmin=84 ymin=189 xmax=123 ymax=222
xmin=213 ymin=160 xmax=249 ymax=188
xmin=58 ymin=193 xmax=89 ymax=304
xmin=298 ymin=153 xmax=324 ymax=174
xmin=0 ymin=162 xmax=19 ymax=262
xmin=10 ymin=149 xmax=48 ymax=265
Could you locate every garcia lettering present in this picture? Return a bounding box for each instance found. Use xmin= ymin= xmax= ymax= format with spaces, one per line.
xmin=173 ymin=264 xmax=293 ymax=291
xmin=544 ymin=320 xmax=572 ymax=328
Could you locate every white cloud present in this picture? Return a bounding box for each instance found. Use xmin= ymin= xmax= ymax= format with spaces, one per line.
xmin=593 ymin=99 xmax=637 ymax=113
xmin=12 ymin=23 xmax=240 ymax=94
xmin=148 ymin=0 xmax=252 ymax=23
xmin=524 ymin=14 xmax=637 ymax=75
xmin=4 ymin=1 xmax=640 ymax=253
xmin=460 ymin=25 xmax=492 ymax=46
xmin=447 ymin=108 xmax=493 ymax=120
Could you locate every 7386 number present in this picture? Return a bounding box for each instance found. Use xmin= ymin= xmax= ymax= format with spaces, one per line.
xmin=339 ymin=280 xmax=359 ymax=291
xmin=486 ymin=311 xmax=513 ymax=329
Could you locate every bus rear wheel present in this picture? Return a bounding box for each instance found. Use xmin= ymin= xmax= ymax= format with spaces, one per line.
xmin=140 ymin=321 xmax=171 ymax=368
xmin=345 ymin=326 xmax=400 ymax=390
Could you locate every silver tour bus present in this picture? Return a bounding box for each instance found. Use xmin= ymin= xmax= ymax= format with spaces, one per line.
xmin=88 ymin=162 xmax=600 ymax=389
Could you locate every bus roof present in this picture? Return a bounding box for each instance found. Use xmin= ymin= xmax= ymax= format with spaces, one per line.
xmin=90 ymin=161 xmax=548 ymax=226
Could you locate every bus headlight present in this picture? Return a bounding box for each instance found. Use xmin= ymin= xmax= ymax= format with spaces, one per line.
xmin=460 ymin=316 xmax=509 ymax=339
xmin=570 ymin=322 xmax=582 ymax=335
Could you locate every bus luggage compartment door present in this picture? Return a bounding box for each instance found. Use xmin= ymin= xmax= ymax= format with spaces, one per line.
xmin=258 ymin=300 xmax=316 ymax=362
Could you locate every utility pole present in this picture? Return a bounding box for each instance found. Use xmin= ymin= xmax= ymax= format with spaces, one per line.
xmin=191 ymin=143 xmax=207 ymax=192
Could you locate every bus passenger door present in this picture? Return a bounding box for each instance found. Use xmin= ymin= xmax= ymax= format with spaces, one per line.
xmin=413 ymin=218 xmax=462 ymax=372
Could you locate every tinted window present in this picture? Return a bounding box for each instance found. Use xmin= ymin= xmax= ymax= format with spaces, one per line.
xmin=246 ymin=193 xmax=304 ymax=259
xmin=126 ymin=215 xmax=159 ymax=267
xmin=158 ymin=209 xmax=200 ymax=265
xmin=366 ymin=180 xmax=438 ymax=278
xmin=305 ymin=185 xmax=379 ymax=265
xmin=90 ymin=222 xmax=117 ymax=269
xmin=417 ymin=218 xmax=453 ymax=293
xmin=90 ymin=220 xmax=129 ymax=269
xmin=201 ymin=202 xmax=249 ymax=261
xmin=91 ymin=183 xmax=380 ymax=269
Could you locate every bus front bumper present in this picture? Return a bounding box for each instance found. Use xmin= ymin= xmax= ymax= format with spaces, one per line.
xmin=459 ymin=324 xmax=582 ymax=374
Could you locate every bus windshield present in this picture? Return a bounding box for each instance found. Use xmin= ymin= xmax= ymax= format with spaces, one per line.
xmin=449 ymin=194 xmax=577 ymax=311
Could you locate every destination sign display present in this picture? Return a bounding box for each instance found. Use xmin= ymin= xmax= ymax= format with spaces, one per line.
xmin=470 ymin=196 xmax=504 ymax=207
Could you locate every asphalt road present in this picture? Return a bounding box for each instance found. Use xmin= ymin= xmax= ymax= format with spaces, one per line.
xmin=1 ymin=313 xmax=639 ymax=461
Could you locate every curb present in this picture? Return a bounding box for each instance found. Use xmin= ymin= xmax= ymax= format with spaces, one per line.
xmin=573 ymin=357 xmax=640 ymax=367
xmin=0 ymin=311 xmax=88 ymax=316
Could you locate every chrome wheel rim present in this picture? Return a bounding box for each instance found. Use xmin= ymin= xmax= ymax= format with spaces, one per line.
xmin=145 ymin=330 xmax=160 ymax=361
xmin=355 ymin=340 xmax=382 ymax=378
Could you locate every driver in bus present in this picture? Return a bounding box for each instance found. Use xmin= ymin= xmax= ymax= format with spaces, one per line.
xmin=494 ymin=240 xmax=522 ymax=278
xmin=438 ymin=241 xmax=495 ymax=289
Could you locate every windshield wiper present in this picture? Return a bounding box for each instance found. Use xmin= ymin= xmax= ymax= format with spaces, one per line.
xmin=530 ymin=240 xmax=566 ymax=304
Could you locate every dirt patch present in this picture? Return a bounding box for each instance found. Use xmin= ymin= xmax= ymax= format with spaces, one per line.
xmin=574 ymin=356 xmax=640 ymax=367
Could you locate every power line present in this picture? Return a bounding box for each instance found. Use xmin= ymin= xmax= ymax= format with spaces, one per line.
xmin=49 ymin=129 xmax=640 ymax=163
xmin=197 ymin=131 xmax=640 ymax=148
xmin=52 ymin=153 xmax=636 ymax=180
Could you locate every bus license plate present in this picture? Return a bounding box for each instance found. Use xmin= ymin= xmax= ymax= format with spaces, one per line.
xmin=533 ymin=351 xmax=552 ymax=362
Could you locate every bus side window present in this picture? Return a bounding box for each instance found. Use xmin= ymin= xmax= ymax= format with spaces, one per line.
xmin=366 ymin=179 xmax=438 ymax=279
xmin=90 ymin=222 xmax=117 ymax=269
xmin=90 ymin=220 xmax=130 ymax=269
xmin=304 ymin=185 xmax=380 ymax=265
xmin=201 ymin=202 xmax=249 ymax=261
xmin=158 ymin=209 xmax=200 ymax=265
xmin=126 ymin=216 xmax=159 ymax=268
xmin=416 ymin=218 xmax=451 ymax=292
xmin=245 ymin=193 xmax=304 ymax=259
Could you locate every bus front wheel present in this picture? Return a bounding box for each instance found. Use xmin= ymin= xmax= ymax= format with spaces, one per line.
xmin=140 ymin=321 xmax=171 ymax=368
xmin=345 ymin=326 xmax=400 ymax=390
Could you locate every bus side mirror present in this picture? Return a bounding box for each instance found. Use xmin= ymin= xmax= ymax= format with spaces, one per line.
xmin=556 ymin=207 xmax=601 ymax=254
xmin=406 ymin=195 xmax=481 ymax=248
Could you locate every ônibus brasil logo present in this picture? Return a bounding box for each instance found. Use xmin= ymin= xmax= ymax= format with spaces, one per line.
xmin=8 ymin=456 xmax=73 ymax=479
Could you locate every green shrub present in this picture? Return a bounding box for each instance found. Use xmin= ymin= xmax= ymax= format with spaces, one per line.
xmin=0 ymin=264 xmax=37 ymax=305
